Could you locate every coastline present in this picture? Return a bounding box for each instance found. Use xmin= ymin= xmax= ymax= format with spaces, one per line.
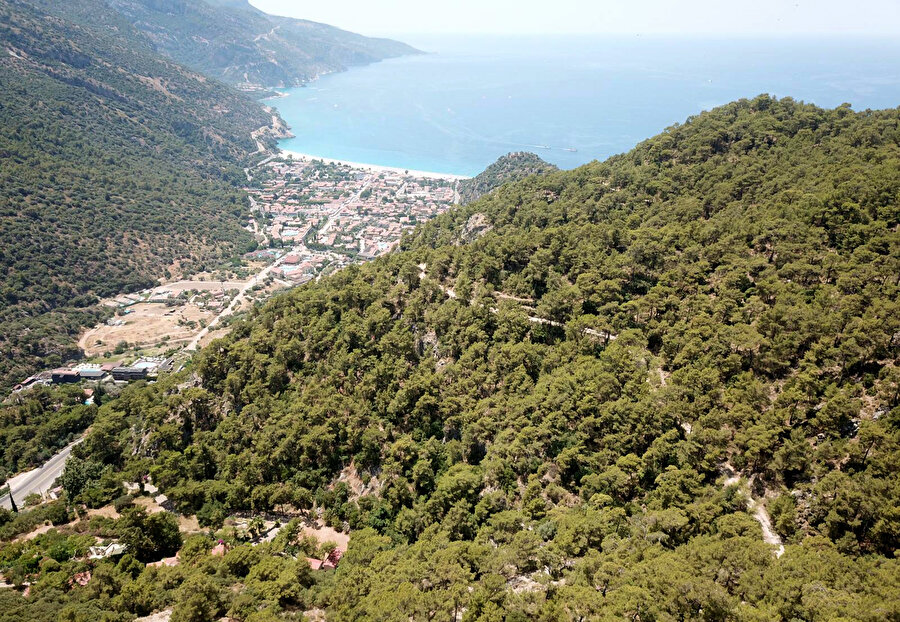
xmin=280 ymin=149 xmax=471 ymax=181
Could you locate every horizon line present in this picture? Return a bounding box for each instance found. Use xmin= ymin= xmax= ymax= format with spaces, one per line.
xmin=375 ymin=30 xmax=900 ymax=39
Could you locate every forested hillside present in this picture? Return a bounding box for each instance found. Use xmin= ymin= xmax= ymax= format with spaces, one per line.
xmin=0 ymin=0 xmax=272 ymax=389
xmin=458 ymin=151 xmax=558 ymax=204
xmin=0 ymin=385 xmax=95 ymax=483
xmin=2 ymin=96 xmax=899 ymax=620
xmin=49 ymin=0 xmax=420 ymax=89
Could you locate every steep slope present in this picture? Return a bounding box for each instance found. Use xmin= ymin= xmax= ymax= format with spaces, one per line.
xmin=58 ymin=0 xmax=420 ymax=89
xmin=4 ymin=97 xmax=900 ymax=620
xmin=458 ymin=151 xmax=558 ymax=204
xmin=0 ymin=0 xmax=273 ymax=389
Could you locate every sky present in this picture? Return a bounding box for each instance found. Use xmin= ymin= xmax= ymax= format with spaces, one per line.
xmin=249 ymin=0 xmax=900 ymax=37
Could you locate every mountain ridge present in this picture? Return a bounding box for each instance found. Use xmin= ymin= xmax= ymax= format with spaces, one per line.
xmin=73 ymin=0 xmax=422 ymax=89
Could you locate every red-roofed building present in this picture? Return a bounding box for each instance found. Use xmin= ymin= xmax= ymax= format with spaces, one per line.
xmin=70 ymin=571 xmax=92 ymax=587
xmin=322 ymin=548 xmax=344 ymax=570
xmin=307 ymin=548 xmax=345 ymax=571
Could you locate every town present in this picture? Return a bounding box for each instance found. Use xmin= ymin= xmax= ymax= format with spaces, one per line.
xmin=251 ymin=155 xmax=460 ymax=268
xmin=8 ymin=155 xmax=464 ymax=395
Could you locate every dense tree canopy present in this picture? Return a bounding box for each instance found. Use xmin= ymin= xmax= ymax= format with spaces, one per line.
xmin=0 ymin=385 xmax=94 ymax=484
xmin=458 ymin=151 xmax=558 ymax=204
xmin=2 ymin=96 xmax=899 ymax=620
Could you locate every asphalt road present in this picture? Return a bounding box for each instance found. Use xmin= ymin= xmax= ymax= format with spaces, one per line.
xmin=0 ymin=438 xmax=82 ymax=510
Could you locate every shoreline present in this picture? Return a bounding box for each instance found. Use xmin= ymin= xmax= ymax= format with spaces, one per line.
xmin=279 ymin=150 xmax=471 ymax=181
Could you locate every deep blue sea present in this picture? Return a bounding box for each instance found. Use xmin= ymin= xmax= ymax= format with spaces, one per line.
xmin=268 ymin=35 xmax=900 ymax=177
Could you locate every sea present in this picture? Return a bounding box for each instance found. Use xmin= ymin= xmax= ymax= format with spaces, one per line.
xmin=267 ymin=35 xmax=900 ymax=177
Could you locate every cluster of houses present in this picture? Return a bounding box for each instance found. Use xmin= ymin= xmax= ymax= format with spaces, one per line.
xmin=13 ymin=357 xmax=174 ymax=393
xmin=271 ymin=251 xmax=334 ymax=283
xmin=311 ymin=176 xmax=454 ymax=258
xmin=251 ymin=158 xmax=457 ymax=261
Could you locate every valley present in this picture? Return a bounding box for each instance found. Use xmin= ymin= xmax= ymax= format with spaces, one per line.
xmin=8 ymin=152 xmax=467 ymax=394
xmin=0 ymin=1 xmax=898 ymax=620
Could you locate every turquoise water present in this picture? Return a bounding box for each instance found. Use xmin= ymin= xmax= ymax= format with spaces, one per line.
xmin=269 ymin=35 xmax=900 ymax=177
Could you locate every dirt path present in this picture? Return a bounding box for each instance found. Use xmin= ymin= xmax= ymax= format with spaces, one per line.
xmin=751 ymin=498 xmax=785 ymax=557
xmin=419 ymin=263 xmax=456 ymax=299
xmin=76 ymin=329 xmax=93 ymax=353
xmin=253 ymin=25 xmax=280 ymax=42
xmin=14 ymin=524 xmax=54 ymax=542
xmin=417 ymin=263 xmax=616 ymax=341
xmin=135 ymin=609 xmax=172 ymax=622
xmin=494 ymin=292 xmax=535 ymax=304
xmin=245 ymin=115 xmax=281 ymax=181
xmin=722 ymin=464 xmax=785 ymax=557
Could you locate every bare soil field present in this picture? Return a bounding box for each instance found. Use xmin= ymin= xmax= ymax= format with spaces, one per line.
xmin=78 ymin=303 xmax=215 ymax=356
xmin=150 ymin=279 xmax=247 ymax=294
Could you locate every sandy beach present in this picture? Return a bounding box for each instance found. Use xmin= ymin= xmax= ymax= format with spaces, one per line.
xmin=280 ymin=150 xmax=471 ymax=181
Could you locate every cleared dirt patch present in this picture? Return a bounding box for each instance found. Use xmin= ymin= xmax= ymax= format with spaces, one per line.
xmin=79 ymin=303 xmax=215 ymax=356
xmin=86 ymin=506 xmax=120 ymax=520
xmin=178 ymin=515 xmax=201 ymax=533
xmin=133 ymin=496 xmax=166 ymax=514
xmin=301 ymin=520 xmax=350 ymax=550
xmin=132 ymin=497 xmax=200 ymax=533
xmin=14 ymin=523 xmax=54 ymax=542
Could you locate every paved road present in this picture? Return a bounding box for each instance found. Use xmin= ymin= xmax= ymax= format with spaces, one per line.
xmin=1 ymin=438 xmax=83 ymax=510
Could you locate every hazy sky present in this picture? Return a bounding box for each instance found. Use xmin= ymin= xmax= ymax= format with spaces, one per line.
xmin=249 ymin=0 xmax=900 ymax=37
